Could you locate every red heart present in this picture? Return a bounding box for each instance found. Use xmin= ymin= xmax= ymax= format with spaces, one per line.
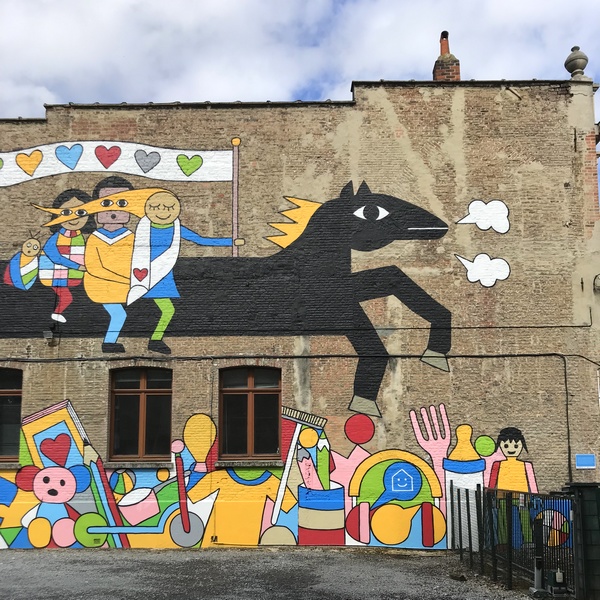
xmin=95 ymin=145 xmax=121 ymax=169
xmin=40 ymin=433 xmax=71 ymax=466
xmin=133 ymin=268 xmax=148 ymax=281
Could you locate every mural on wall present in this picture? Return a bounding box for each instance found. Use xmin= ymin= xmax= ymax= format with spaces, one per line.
xmin=0 ymin=138 xmax=453 ymax=416
xmin=0 ymin=399 xmax=558 ymax=551
xmin=456 ymin=199 xmax=511 ymax=287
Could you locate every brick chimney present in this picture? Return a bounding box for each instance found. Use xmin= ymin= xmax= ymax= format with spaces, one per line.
xmin=433 ymin=31 xmax=461 ymax=81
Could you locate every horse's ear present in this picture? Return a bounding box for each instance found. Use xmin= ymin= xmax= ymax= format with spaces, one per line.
xmin=357 ymin=181 xmax=371 ymax=197
xmin=340 ymin=181 xmax=355 ymax=200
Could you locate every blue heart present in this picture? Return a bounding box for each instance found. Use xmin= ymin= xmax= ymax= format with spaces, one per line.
xmin=56 ymin=144 xmax=83 ymax=170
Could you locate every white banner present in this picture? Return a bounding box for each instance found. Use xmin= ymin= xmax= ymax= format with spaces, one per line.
xmin=0 ymin=141 xmax=234 ymax=186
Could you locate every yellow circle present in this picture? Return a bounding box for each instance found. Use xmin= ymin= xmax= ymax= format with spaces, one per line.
xmin=231 ymin=137 xmax=241 ymax=146
xmin=371 ymin=504 xmax=419 ymax=545
xmin=28 ymin=517 xmax=52 ymax=548
xmin=299 ymin=428 xmax=319 ymax=448
xmin=157 ymin=468 xmax=170 ymax=482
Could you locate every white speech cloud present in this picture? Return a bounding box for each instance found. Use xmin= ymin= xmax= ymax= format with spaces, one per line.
xmin=455 ymin=254 xmax=510 ymax=287
xmin=457 ymin=199 xmax=510 ymax=234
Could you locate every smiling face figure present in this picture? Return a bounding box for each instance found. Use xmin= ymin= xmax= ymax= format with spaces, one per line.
xmin=500 ymin=439 xmax=523 ymax=459
xmin=58 ymin=197 xmax=89 ymax=231
xmin=144 ymin=192 xmax=181 ymax=225
xmin=21 ymin=238 xmax=41 ymax=257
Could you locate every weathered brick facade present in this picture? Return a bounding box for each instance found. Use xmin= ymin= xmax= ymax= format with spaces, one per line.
xmin=0 ymin=72 xmax=598 ymax=550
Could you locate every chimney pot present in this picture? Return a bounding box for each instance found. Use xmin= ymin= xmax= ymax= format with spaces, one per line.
xmin=433 ymin=30 xmax=461 ymax=82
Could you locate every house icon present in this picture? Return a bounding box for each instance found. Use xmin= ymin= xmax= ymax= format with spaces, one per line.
xmin=391 ymin=468 xmax=414 ymax=492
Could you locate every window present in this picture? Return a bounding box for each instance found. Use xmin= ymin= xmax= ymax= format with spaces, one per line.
xmin=0 ymin=368 xmax=22 ymax=461
xmin=219 ymin=367 xmax=281 ymax=459
xmin=110 ymin=368 xmax=172 ymax=461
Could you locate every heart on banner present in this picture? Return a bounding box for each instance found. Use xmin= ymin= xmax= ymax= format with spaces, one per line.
xmin=56 ymin=144 xmax=83 ymax=170
xmin=40 ymin=433 xmax=72 ymax=467
xmin=16 ymin=150 xmax=43 ymax=176
xmin=135 ymin=149 xmax=161 ymax=173
xmin=133 ymin=268 xmax=148 ymax=281
xmin=95 ymin=145 xmax=121 ymax=169
xmin=0 ymin=158 xmax=3 ymax=170
xmin=177 ymin=154 xmax=203 ymax=177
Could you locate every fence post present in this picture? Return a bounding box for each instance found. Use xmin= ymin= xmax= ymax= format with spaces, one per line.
xmin=466 ymin=489 xmax=473 ymax=569
xmin=449 ymin=480 xmax=455 ymax=551
xmin=476 ymin=484 xmax=484 ymax=575
xmin=487 ymin=490 xmax=497 ymax=581
xmin=506 ymin=492 xmax=513 ymax=591
xmin=531 ymin=516 xmax=544 ymax=592
xmin=458 ymin=487 xmax=464 ymax=561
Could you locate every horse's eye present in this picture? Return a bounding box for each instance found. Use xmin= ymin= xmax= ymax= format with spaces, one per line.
xmin=376 ymin=206 xmax=390 ymax=220
xmin=100 ymin=199 xmax=113 ymax=207
xmin=353 ymin=206 xmax=367 ymax=220
xmin=116 ymin=199 xmax=128 ymax=207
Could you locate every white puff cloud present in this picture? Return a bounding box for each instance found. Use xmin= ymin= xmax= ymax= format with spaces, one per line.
xmin=455 ymin=254 xmax=511 ymax=287
xmin=457 ymin=200 xmax=510 ymax=234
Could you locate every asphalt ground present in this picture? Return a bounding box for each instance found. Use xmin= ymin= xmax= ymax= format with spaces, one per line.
xmin=0 ymin=548 xmax=530 ymax=600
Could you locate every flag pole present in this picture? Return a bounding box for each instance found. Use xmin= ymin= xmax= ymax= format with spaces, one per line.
xmin=231 ymin=137 xmax=241 ymax=257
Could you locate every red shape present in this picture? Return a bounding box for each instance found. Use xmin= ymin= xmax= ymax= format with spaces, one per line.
xmin=344 ymin=414 xmax=375 ymax=445
xmin=421 ymin=501 xmax=435 ymax=547
xmin=298 ymin=526 xmax=345 ymax=546
xmin=40 ymin=433 xmax=71 ymax=466
xmin=15 ymin=465 xmax=40 ymax=491
xmin=345 ymin=505 xmax=361 ymax=541
xmin=133 ymin=268 xmax=148 ymax=281
xmin=95 ymin=145 xmax=121 ymax=169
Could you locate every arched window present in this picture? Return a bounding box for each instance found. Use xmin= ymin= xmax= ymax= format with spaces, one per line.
xmin=0 ymin=368 xmax=22 ymax=461
xmin=110 ymin=367 xmax=172 ymax=460
xmin=219 ymin=367 xmax=281 ymax=459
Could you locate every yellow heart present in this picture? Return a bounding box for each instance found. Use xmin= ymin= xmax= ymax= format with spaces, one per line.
xmin=16 ymin=150 xmax=43 ymax=176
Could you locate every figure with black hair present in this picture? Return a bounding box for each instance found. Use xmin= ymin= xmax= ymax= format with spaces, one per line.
xmin=84 ymin=176 xmax=135 ymax=352
xmin=488 ymin=427 xmax=538 ymax=493
xmin=38 ymin=189 xmax=93 ymax=323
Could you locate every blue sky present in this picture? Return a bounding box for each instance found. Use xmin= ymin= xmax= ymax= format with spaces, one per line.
xmin=1 ymin=0 xmax=600 ymax=118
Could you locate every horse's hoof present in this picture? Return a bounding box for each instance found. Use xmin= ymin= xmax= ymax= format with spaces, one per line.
xmin=348 ymin=395 xmax=382 ymax=418
xmin=421 ymin=349 xmax=450 ymax=372
xmin=148 ymin=339 xmax=171 ymax=354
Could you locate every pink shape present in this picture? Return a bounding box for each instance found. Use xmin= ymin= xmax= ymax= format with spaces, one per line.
xmin=33 ymin=467 xmax=76 ymax=503
xmin=52 ymin=517 xmax=76 ymax=548
xmin=261 ymin=497 xmax=275 ymax=535
xmin=118 ymin=488 xmax=160 ymax=525
xmin=358 ymin=501 xmax=370 ymax=543
xmin=171 ymin=439 xmax=184 ymax=454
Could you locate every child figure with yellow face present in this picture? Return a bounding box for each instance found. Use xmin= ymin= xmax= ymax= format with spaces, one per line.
xmin=127 ymin=191 xmax=233 ymax=354
xmin=38 ymin=190 xmax=93 ymax=323
xmin=488 ymin=427 xmax=538 ymax=493
xmin=3 ymin=237 xmax=42 ymax=290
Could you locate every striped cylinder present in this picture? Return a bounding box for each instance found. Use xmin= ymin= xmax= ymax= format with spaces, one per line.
xmin=297 ymin=483 xmax=345 ymax=545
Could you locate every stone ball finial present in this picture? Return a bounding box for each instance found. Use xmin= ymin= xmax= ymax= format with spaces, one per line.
xmin=564 ymin=46 xmax=588 ymax=78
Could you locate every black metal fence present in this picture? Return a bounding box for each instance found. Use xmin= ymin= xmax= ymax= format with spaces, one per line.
xmin=449 ymin=484 xmax=574 ymax=593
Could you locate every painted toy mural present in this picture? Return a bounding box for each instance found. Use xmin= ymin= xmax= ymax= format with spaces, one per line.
xmin=0 ymin=399 xmax=556 ymax=550
xmin=0 ymin=139 xmax=458 ymax=417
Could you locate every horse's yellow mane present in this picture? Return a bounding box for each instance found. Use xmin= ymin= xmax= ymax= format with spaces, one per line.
xmin=266 ymin=197 xmax=321 ymax=248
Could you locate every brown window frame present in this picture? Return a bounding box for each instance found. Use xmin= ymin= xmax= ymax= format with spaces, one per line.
xmin=219 ymin=367 xmax=281 ymax=460
xmin=109 ymin=367 xmax=172 ymax=461
xmin=0 ymin=368 xmax=22 ymax=462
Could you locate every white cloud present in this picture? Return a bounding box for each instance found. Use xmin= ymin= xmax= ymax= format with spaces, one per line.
xmin=0 ymin=0 xmax=599 ymax=117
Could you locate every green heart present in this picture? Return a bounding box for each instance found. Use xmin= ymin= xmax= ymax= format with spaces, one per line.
xmin=177 ymin=154 xmax=203 ymax=177
xmin=0 ymin=158 xmax=3 ymax=170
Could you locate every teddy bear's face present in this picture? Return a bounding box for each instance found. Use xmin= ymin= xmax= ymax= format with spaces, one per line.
xmin=32 ymin=467 xmax=77 ymax=503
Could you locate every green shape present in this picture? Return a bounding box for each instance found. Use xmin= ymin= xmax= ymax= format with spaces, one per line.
xmin=74 ymin=512 xmax=108 ymax=548
xmin=177 ymin=154 xmax=203 ymax=177
xmin=19 ymin=430 xmax=34 ymax=466
xmin=0 ymin=526 xmax=22 ymax=546
xmin=475 ymin=435 xmax=496 ymax=457
xmin=0 ymin=158 xmax=3 ymax=170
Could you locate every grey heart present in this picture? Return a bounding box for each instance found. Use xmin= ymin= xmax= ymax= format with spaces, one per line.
xmin=135 ymin=150 xmax=161 ymax=173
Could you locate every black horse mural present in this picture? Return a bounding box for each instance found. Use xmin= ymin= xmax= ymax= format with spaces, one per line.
xmin=2 ymin=181 xmax=451 ymax=417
